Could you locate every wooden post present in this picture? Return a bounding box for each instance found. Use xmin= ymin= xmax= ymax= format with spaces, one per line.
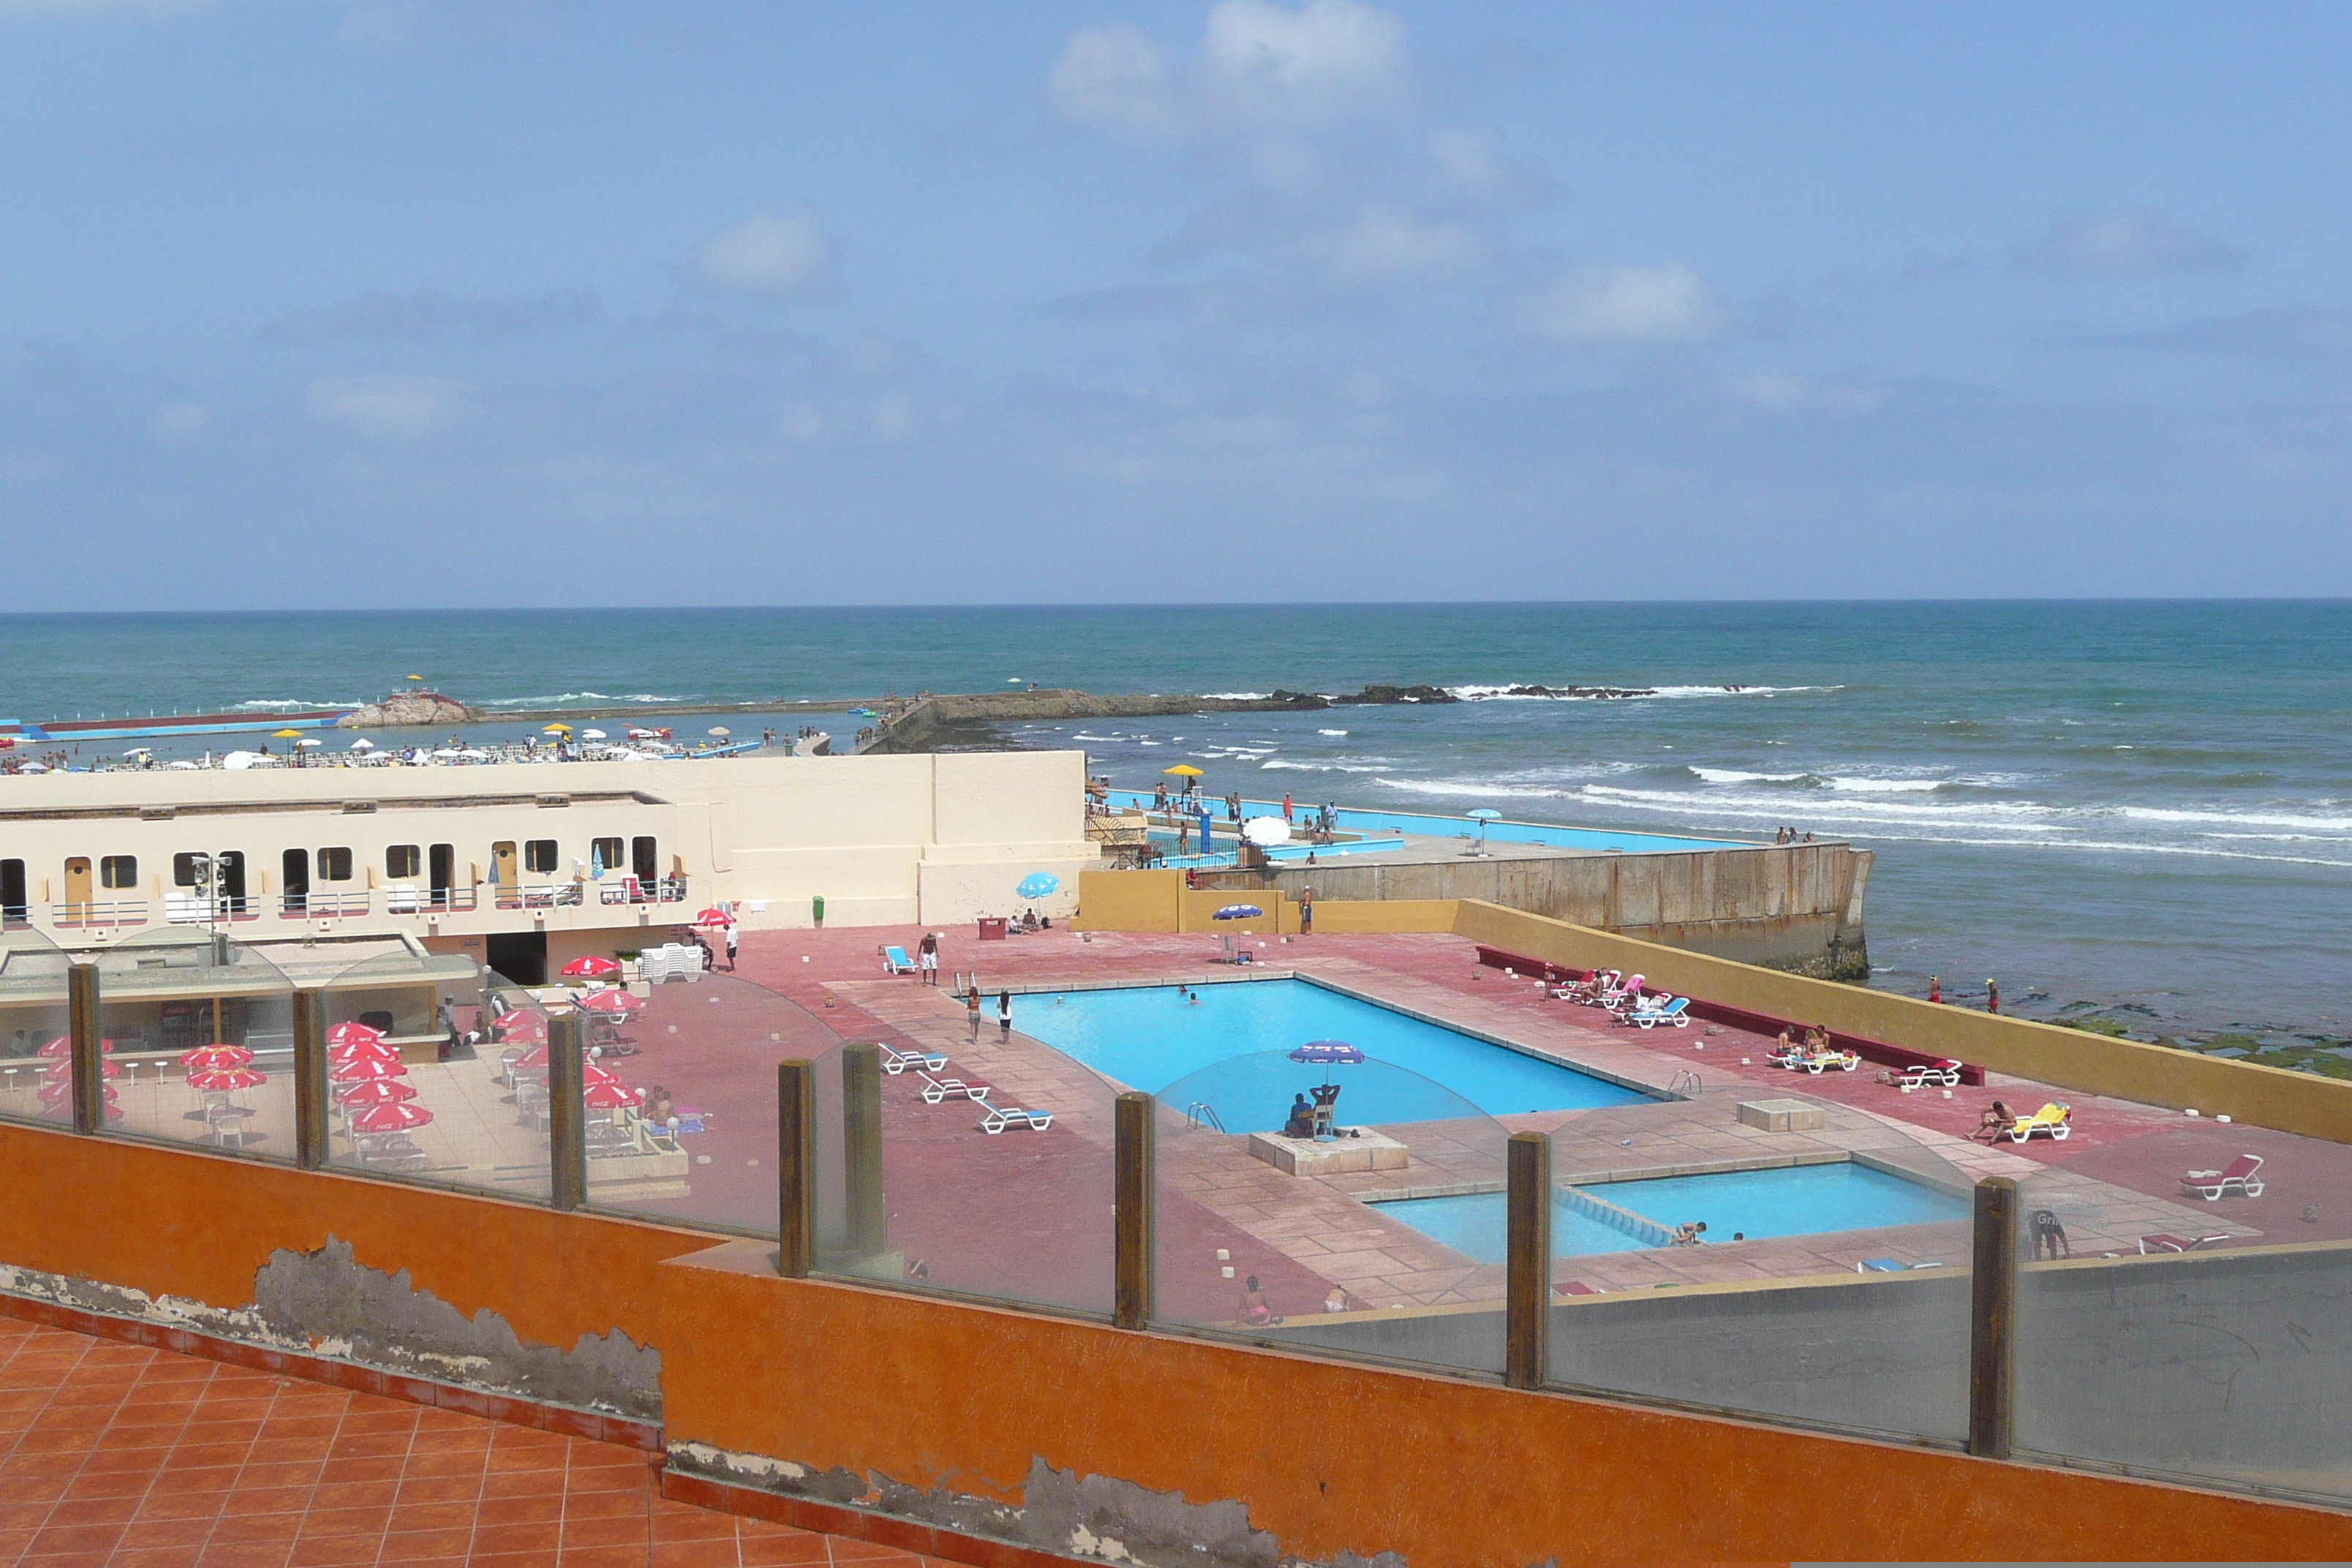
xmin=776 ymin=1060 xmax=813 ymax=1278
xmin=546 ymin=1013 xmax=587 ymax=1211
xmin=291 ymin=988 xmax=327 ymax=1169
xmin=1115 ymin=1092 xmax=1155 ymax=1330
xmin=68 ymin=963 xmax=102 ymax=1137
xmin=843 ymin=1043 xmax=885 ymax=1260
xmin=1506 ymin=1130 xmax=1552 ymax=1390
xmin=1968 ymin=1175 xmax=2018 ymax=1458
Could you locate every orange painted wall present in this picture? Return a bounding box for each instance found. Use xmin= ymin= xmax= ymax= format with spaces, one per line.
xmin=657 ymin=1241 xmax=2352 ymax=1566
xmin=0 ymin=1120 xmax=709 ymax=1357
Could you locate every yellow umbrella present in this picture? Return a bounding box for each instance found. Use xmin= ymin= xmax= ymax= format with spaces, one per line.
xmin=271 ymin=728 xmax=304 ymax=739
xmin=405 ymin=674 xmax=423 ymax=681
xmin=1163 ymin=764 xmax=1204 ymax=777
xmin=542 ymin=723 xmax=571 ymax=734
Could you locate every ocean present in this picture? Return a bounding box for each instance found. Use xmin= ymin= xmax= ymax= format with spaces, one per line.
xmin=4 ymin=602 xmax=2345 ymax=1047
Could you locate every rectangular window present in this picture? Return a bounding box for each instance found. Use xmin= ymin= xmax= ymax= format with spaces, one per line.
xmin=173 ymin=852 xmax=206 ymax=887
xmin=590 ymin=837 xmax=623 ymax=874
xmin=524 ymin=840 xmax=559 ymax=875
xmin=99 ymin=855 xmax=137 ymax=890
xmin=386 ymin=845 xmax=421 ymax=879
xmin=317 ymin=848 xmax=353 ymax=882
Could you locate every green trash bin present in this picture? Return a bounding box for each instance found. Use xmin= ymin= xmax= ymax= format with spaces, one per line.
xmin=812 ymin=894 xmax=826 ymax=929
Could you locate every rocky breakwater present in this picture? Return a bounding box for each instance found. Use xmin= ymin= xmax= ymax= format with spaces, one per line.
xmin=337 ymin=690 xmax=477 ymax=728
xmin=864 ymin=684 xmax=1499 ymax=753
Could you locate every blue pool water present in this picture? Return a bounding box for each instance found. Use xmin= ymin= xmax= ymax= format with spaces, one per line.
xmin=1381 ymin=1163 xmax=1970 ymax=1263
xmin=1109 ymin=791 xmax=1749 ymax=856
xmin=1008 ymin=979 xmax=1643 ymax=1128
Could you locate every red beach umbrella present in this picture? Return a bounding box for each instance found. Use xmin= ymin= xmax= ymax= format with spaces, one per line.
xmin=179 ymin=1044 xmax=254 ymax=1071
xmin=39 ymin=1037 xmax=113 ymax=1059
xmin=187 ymin=1066 xmax=268 ymax=1093
xmin=43 ymin=1058 xmax=117 ymax=1084
xmin=42 ymin=1096 xmax=120 ymax=1124
xmin=574 ymin=989 xmax=644 ymax=1016
xmin=329 ymin=1038 xmax=400 ymax=1064
xmin=331 ymin=1055 xmax=407 ymax=1083
xmin=350 ymin=1100 xmax=432 ymax=1134
xmin=327 ymin=1021 xmax=385 ymax=1047
xmin=511 ymin=1042 xmax=549 ymax=1069
xmin=694 ymin=907 xmax=734 ymax=927
xmin=559 ymin=956 xmax=622 ymax=979
xmin=336 ymin=1079 xmax=418 ymax=1107
xmin=492 ymin=1011 xmax=547 ymax=1044
xmin=583 ymin=1079 xmax=642 ymax=1109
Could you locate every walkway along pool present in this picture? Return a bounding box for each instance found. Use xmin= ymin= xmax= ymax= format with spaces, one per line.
xmin=1006 ymin=979 xmax=1645 ymax=1131
xmin=1379 ymin=1161 xmax=1972 ymax=1264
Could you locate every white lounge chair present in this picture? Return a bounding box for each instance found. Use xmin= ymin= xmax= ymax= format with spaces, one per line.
xmin=2179 ymin=1153 xmax=2264 ymax=1201
xmin=880 ymin=1043 xmax=947 ymax=1075
xmin=1897 ymin=1058 xmax=1964 ymax=1088
xmin=976 ymin=1097 xmax=1052 ymax=1134
xmin=1621 ymin=997 xmax=1691 ymax=1030
xmin=919 ymin=1070 xmax=990 ymax=1105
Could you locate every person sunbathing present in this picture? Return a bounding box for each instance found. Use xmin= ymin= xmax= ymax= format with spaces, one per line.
xmin=1239 ymin=1276 xmax=1281 ymax=1327
xmin=1974 ymin=1100 xmax=2013 ymax=1141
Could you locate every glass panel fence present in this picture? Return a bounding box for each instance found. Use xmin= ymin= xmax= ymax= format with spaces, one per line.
xmin=0 ymin=927 xmax=72 ymax=1124
xmin=1542 ymin=1097 xmax=1977 ymax=1444
xmin=97 ymin=930 xmax=297 ymax=1159
xmin=1156 ymin=1052 xmax=1511 ymax=1377
xmin=808 ymin=987 xmax=1117 ymax=1317
xmin=2013 ymin=1131 xmax=2352 ymax=1506
xmin=326 ymin=954 xmax=550 ymax=1199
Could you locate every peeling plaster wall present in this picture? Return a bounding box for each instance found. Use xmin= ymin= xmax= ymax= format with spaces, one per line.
xmin=0 ymin=1235 xmax=659 ymax=1422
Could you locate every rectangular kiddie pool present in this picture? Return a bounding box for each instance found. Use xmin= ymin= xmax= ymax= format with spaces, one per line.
xmin=1005 ymin=978 xmax=1645 ymax=1131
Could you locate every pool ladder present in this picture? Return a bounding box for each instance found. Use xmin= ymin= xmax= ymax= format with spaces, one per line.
xmin=1184 ymin=1101 xmax=1226 ymax=1133
xmin=1667 ymin=1069 xmax=1703 ymax=1100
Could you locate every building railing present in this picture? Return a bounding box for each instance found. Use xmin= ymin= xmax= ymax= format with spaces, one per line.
xmin=278 ymin=891 xmax=372 ymax=919
xmin=48 ymin=899 xmax=149 ymax=927
xmin=382 ymin=886 xmax=478 ymax=913
xmin=595 ymin=876 xmax=687 ymax=905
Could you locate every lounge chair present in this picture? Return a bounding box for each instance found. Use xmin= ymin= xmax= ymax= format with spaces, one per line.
xmin=2001 ymin=1103 xmax=2072 ymax=1142
xmin=1803 ymin=1049 xmax=1861 ymax=1074
xmin=2139 ymin=1233 xmax=2229 ymax=1254
xmin=1897 ymin=1058 xmax=1965 ymax=1088
xmin=878 ymin=1043 xmax=946 ymax=1075
xmin=976 ymin=1097 xmax=1052 ymax=1134
xmin=2179 ymin=1153 xmax=2264 ymax=1200
xmin=1622 ymin=997 xmax=1691 ymax=1030
xmin=881 ymin=945 xmax=916 ymax=976
xmin=918 ymin=1070 xmax=991 ymax=1105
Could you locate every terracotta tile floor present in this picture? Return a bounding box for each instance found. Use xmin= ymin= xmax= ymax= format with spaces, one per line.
xmin=0 ymin=1319 xmax=934 ymax=1568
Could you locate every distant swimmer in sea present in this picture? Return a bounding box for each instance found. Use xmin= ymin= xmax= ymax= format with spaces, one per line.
xmin=1986 ymin=978 xmax=2000 ymax=1014
xmin=1928 ymin=976 xmax=1942 ymax=1004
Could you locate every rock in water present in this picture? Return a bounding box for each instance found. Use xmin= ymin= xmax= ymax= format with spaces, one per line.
xmin=339 ymin=691 xmax=475 ymax=728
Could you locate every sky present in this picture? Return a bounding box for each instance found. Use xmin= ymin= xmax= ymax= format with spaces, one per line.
xmin=3 ymin=0 xmax=2349 ymax=605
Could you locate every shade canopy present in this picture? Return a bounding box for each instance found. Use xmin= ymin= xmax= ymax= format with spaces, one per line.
xmin=39 ymin=1037 xmax=113 ymax=1059
xmin=336 ymin=1079 xmax=418 ymax=1107
xmin=1466 ymin=808 xmax=1502 ymax=821
xmin=1211 ymin=905 xmax=1264 ymax=920
xmin=575 ymin=989 xmax=644 ymax=1016
xmin=694 ymin=907 xmax=734 ymax=927
xmin=1163 ymin=764 xmax=1204 ymax=776
xmin=327 ymin=1021 xmax=385 ymax=1047
xmin=178 ymin=1044 xmax=254 ymax=1070
xmin=1242 ymin=817 xmax=1292 ymax=846
xmin=331 ymin=1055 xmax=407 ymax=1083
xmin=559 ymin=956 xmax=622 ymax=979
xmin=187 ymin=1066 xmax=268 ymax=1092
xmin=351 ymin=1101 xmax=433 ymax=1133
xmin=330 ymin=1039 xmax=400 ymax=1065
xmin=1288 ymin=1041 xmax=1365 ymax=1066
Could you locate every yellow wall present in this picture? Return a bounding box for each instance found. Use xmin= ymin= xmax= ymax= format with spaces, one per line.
xmin=1071 ymin=868 xmax=1181 ymax=932
xmin=1452 ymin=900 xmax=2352 ymax=1144
xmin=1308 ymin=897 xmax=1459 ymax=934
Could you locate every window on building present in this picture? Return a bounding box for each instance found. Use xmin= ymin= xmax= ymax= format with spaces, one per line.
xmin=317 ymin=848 xmax=353 ymax=882
xmin=524 ymin=840 xmax=559 ymax=875
xmin=590 ymin=837 xmax=624 ymax=875
xmin=173 ymin=853 xmax=206 ymax=887
xmin=99 ymin=856 xmax=137 ymax=890
xmin=387 ymin=845 xmax=421 ymax=879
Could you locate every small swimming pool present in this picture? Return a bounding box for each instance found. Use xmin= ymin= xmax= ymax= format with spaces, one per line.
xmin=1379 ymin=1162 xmax=1970 ymax=1263
xmin=1008 ymin=979 xmax=1643 ymax=1129
xmin=1109 ymin=791 xmax=1749 ymax=856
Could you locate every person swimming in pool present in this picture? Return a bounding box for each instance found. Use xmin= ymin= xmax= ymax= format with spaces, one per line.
xmin=1670 ymin=1221 xmax=1708 ymax=1247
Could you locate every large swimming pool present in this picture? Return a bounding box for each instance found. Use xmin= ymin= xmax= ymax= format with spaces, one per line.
xmin=1381 ymin=1162 xmax=1971 ymax=1263
xmin=1108 ymin=791 xmax=1749 ymax=856
xmin=1008 ymin=979 xmax=1644 ymax=1130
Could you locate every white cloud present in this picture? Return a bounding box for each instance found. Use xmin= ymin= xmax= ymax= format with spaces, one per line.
xmin=306 ymin=374 xmax=466 ymax=440
xmin=1201 ymin=0 xmax=1407 ymax=128
xmin=1050 ymin=0 xmax=1408 ymax=138
xmin=1522 ymin=263 xmax=1722 ymax=345
xmin=696 ymin=210 xmax=835 ymax=298
xmin=1326 ymin=206 xmax=1482 ymax=281
xmin=2012 ymin=206 xmax=2246 ymax=278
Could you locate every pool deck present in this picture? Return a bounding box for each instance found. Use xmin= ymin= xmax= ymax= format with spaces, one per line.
xmin=719 ymin=927 xmax=2342 ymax=1319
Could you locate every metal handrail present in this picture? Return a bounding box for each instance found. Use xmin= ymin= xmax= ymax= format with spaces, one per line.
xmin=279 ymin=891 xmax=372 ymax=918
xmin=1667 ymin=1068 xmax=1702 ymax=1099
xmin=1185 ymin=1101 xmax=1226 ymax=1133
xmin=49 ymin=899 xmax=149 ymax=927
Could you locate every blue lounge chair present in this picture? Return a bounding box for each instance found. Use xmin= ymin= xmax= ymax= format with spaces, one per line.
xmin=881 ymin=944 xmax=916 ymax=976
xmin=1627 ymin=997 xmax=1692 ymax=1030
xmin=975 ymin=1096 xmax=1052 ymax=1134
xmin=918 ymin=1070 xmax=990 ymax=1105
xmin=878 ymin=1043 xmax=947 ymax=1075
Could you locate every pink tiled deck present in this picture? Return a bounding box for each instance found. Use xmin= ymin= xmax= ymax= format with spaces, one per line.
xmin=0 ymin=1319 xmax=930 ymax=1568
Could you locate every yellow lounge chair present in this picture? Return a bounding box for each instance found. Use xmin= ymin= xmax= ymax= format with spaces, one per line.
xmin=2003 ymin=1102 xmax=2072 ymax=1142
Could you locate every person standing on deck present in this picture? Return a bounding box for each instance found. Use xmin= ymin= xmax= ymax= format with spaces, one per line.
xmin=1282 ymin=791 xmax=1293 ymax=823
xmin=724 ymin=921 xmax=739 ymax=972
xmin=966 ymin=986 xmax=982 ymax=1041
xmin=918 ymin=932 xmax=939 ymax=986
xmin=997 ymin=990 xmax=1013 ymax=1041
xmin=1299 ymin=886 xmax=1313 ymax=935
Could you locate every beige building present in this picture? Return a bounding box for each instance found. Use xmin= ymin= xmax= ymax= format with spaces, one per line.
xmin=0 ymin=752 xmax=1095 ymax=982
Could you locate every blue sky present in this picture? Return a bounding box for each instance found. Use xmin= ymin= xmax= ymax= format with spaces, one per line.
xmin=4 ymin=1 xmax=2348 ymax=604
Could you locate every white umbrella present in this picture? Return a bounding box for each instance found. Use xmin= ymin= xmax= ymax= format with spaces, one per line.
xmin=122 ymin=747 xmax=151 ymax=757
xmin=1243 ymin=816 xmax=1292 ymax=846
xmin=350 ymin=737 xmax=375 ymax=750
xmin=706 ymin=726 xmax=731 ymax=738
xmin=296 ymin=738 xmax=323 ymax=749
xmin=167 ymin=760 xmax=199 ymax=770
xmin=580 ymin=728 xmax=607 ymax=740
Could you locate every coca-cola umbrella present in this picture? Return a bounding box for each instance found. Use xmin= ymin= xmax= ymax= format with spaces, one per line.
xmin=179 ymin=1044 xmax=254 ymax=1071
xmin=39 ymin=1036 xmax=114 ymax=1059
xmin=583 ymin=1078 xmax=642 ymax=1110
xmin=43 ymin=1058 xmax=118 ymax=1084
xmin=327 ymin=1021 xmax=385 ymax=1048
xmin=574 ymin=989 xmax=644 ymax=1016
xmin=336 ymin=1079 xmax=418 ymax=1107
xmin=559 ymin=956 xmax=622 ymax=979
xmin=187 ymin=1065 xmax=269 ymax=1093
xmin=350 ymin=1100 xmax=433 ymax=1134
xmin=331 ymin=1055 xmax=407 ymax=1084
xmin=42 ymin=1089 xmax=119 ymax=1123
xmin=510 ymin=1041 xmax=550 ymax=1070
xmin=492 ymin=1010 xmax=548 ymax=1044
xmin=329 ymin=1037 xmax=401 ymax=1065
xmin=694 ymin=906 xmax=734 ymax=927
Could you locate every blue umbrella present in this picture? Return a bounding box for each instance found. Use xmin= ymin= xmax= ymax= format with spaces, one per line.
xmin=1017 ymin=872 xmax=1059 ymax=900
xmin=1287 ymin=1041 xmax=1365 ymax=1066
xmin=1466 ymin=807 xmax=1501 ymax=856
xmin=1213 ymin=904 xmax=1263 ymax=920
